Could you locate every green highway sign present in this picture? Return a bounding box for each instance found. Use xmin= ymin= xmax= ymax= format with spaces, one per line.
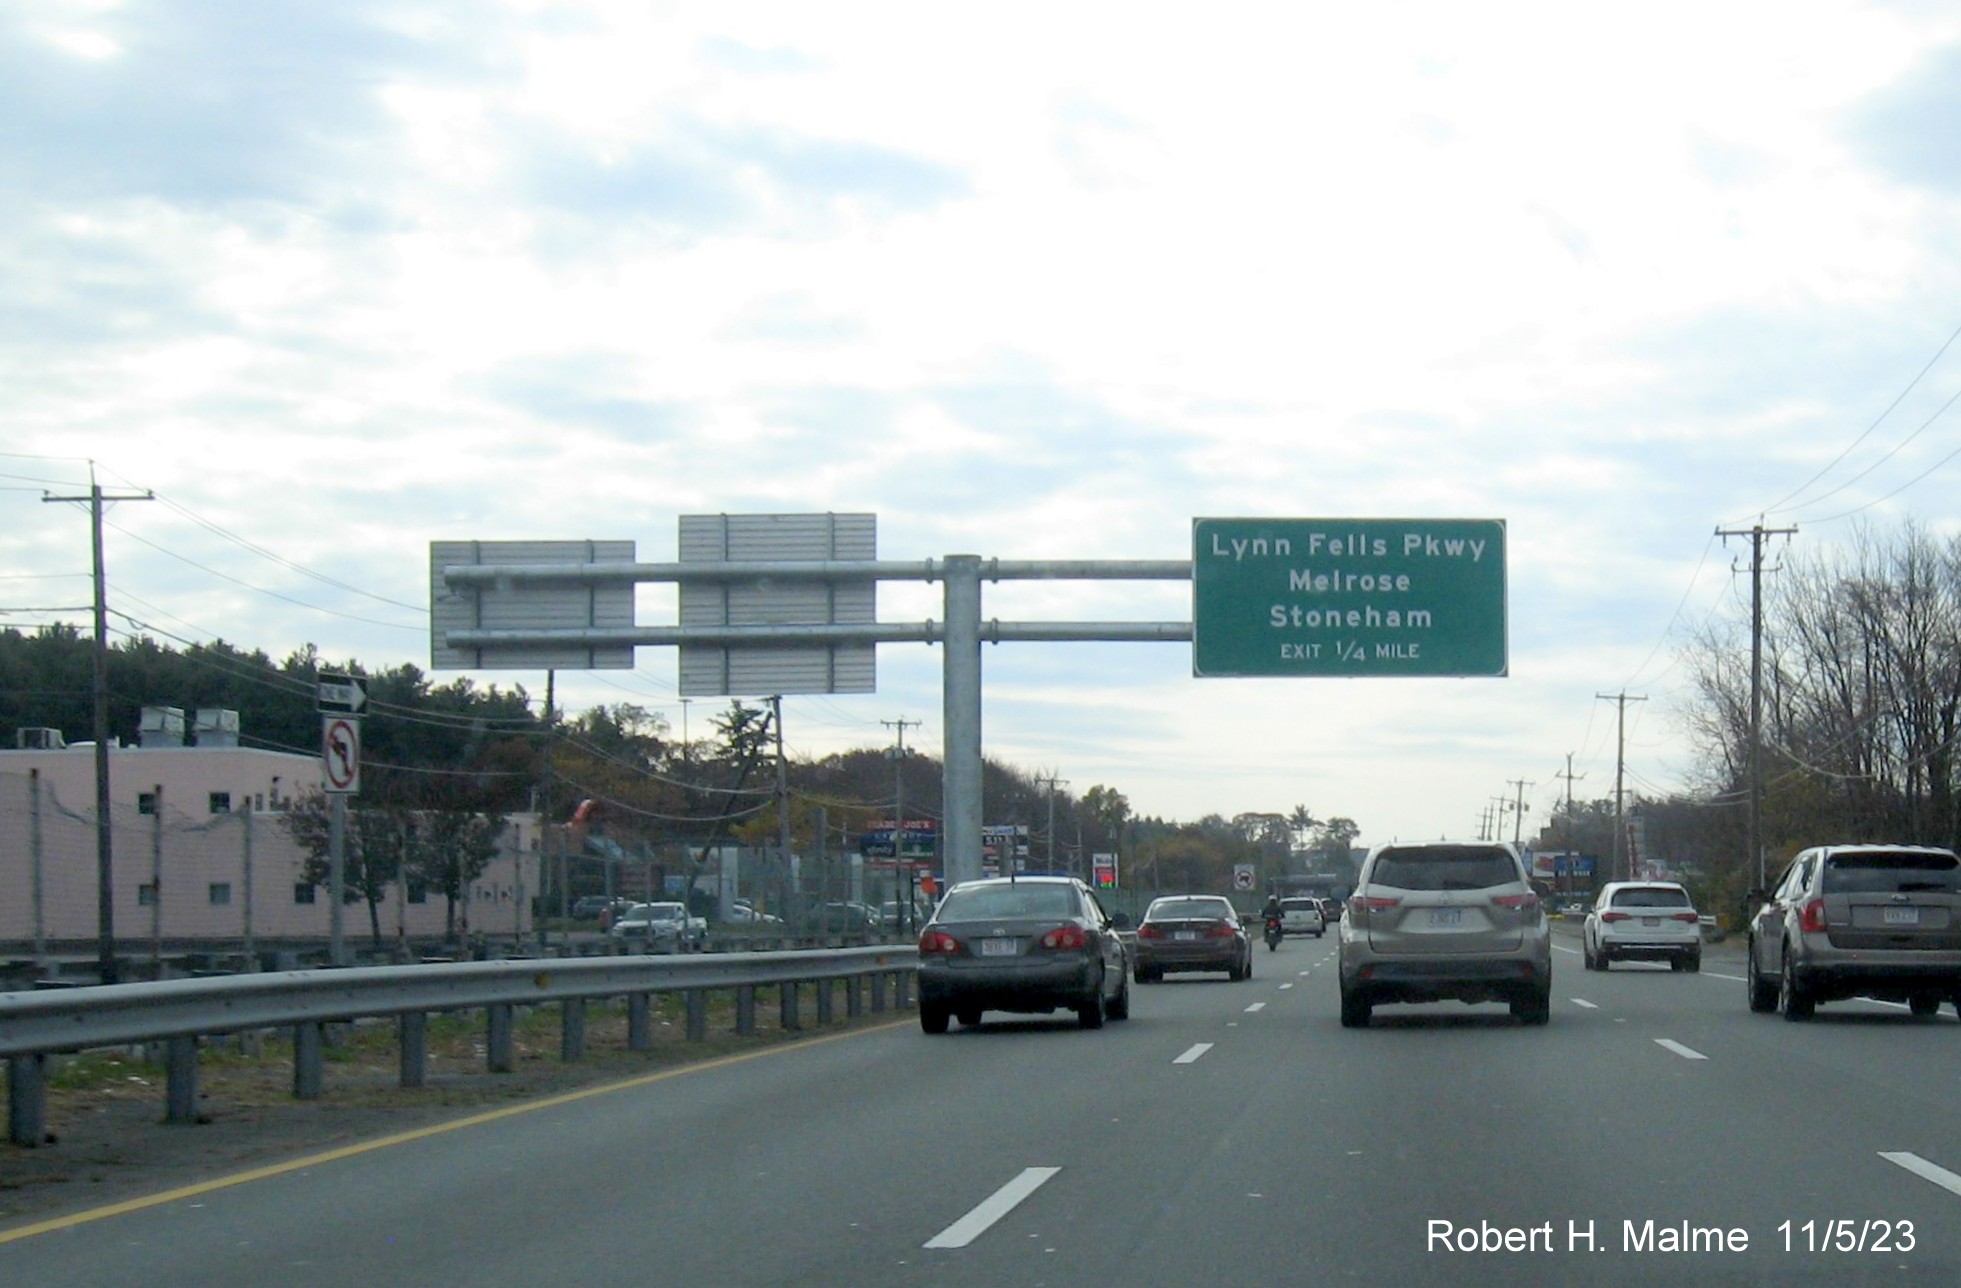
xmin=1192 ymin=518 xmax=1507 ymax=678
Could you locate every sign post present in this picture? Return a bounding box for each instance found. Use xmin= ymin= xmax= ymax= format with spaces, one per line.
xmin=318 ymin=677 xmax=363 ymax=967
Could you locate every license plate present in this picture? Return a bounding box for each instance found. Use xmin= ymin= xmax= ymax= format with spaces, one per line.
xmin=1884 ymin=907 xmax=1921 ymax=926
xmin=1642 ymin=917 xmax=1660 ymax=928
xmin=1429 ymin=909 xmax=1463 ymax=927
xmin=1175 ymin=930 xmax=1198 ymax=941
xmin=980 ymin=937 xmax=1017 ymax=956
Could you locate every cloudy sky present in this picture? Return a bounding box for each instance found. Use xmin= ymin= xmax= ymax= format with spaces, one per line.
xmin=6 ymin=0 xmax=1961 ymax=845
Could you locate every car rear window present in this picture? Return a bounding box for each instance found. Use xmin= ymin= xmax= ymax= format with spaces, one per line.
xmin=1609 ymin=887 xmax=1691 ymax=909
xmin=1822 ymin=851 xmax=1961 ymax=895
xmin=938 ymin=885 xmax=1080 ymax=920
xmin=1368 ymin=846 xmax=1517 ymax=891
xmin=1279 ymin=899 xmax=1319 ymax=912
xmin=1149 ymin=899 xmax=1234 ymax=921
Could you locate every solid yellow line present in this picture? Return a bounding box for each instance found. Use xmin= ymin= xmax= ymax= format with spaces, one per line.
xmin=1 ymin=1018 xmax=909 ymax=1246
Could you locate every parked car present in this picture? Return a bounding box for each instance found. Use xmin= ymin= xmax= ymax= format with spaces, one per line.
xmin=1338 ymin=839 xmax=1551 ymax=1027
xmin=724 ymin=901 xmax=783 ymax=925
xmin=1583 ymin=881 xmax=1701 ymax=971
xmin=607 ymin=902 xmax=707 ymax=952
xmin=812 ymin=901 xmax=883 ymax=934
xmin=916 ymin=876 xmax=1131 ymax=1032
xmin=1747 ymin=844 xmax=1961 ymax=1019
xmin=1278 ymin=896 xmax=1326 ymax=938
xmin=570 ymin=895 xmax=614 ymax=920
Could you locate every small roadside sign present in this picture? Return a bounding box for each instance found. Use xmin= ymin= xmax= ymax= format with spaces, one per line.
xmin=318 ymin=674 xmax=367 ymax=712
xmin=322 ymin=716 xmax=361 ymax=794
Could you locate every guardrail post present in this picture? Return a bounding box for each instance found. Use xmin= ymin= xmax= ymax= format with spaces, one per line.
xmin=165 ymin=1036 xmax=199 ymax=1124
xmin=894 ymin=969 xmax=911 ymax=1009
xmin=870 ymin=972 xmax=887 ymax=1013
xmin=561 ymin=998 xmax=587 ymax=1062
xmin=627 ymin=993 xmax=652 ymax=1051
xmin=816 ymin=978 xmax=834 ymax=1025
xmin=779 ymin=982 xmax=800 ymax=1031
xmin=684 ymin=990 xmax=707 ymax=1041
xmin=399 ymin=1013 xmax=427 ymax=1088
xmin=847 ymin=975 xmax=864 ymax=1018
xmin=736 ymin=985 xmax=756 ymax=1036
xmin=293 ymin=1022 xmax=324 ymax=1100
xmin=9 ymin=1054 xmax=46 ymax=1147
xmin=486 ymin=1004 xmax=515 ymax=1073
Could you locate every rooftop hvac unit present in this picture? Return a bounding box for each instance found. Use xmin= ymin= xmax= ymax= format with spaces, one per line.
xmin=15 ymin=727 xmax=66 ymax=750
xmin=194 ymin=708 xmax=241 ymax=747
xmin=139 ymin=705 xmax=186 ymax=749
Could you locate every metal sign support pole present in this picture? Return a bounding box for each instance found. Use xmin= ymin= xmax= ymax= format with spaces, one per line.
xmin=942 ymin=556 xmax=983 ymax=886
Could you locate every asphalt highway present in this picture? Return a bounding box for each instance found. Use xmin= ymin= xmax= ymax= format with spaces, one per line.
xmin=6 ymin=928 xmax=1961 ymax=1287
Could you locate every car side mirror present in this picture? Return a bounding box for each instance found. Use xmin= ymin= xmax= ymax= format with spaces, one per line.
xmin=1108 ymin=912 xmax=1132 ymax=930
xmin=1747 ymin=887 xmax=1768 ymax=905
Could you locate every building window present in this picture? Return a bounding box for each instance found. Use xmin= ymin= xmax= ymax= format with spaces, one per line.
xmin=209 ymin=882 xmax=232 ymax=906
xmin=138 ymin=792 xmax=158 ymax=816
xmin=209 ymin=792 xmax=232 ymax=814
xmin=294 ymin=883 xmax=317 ymax=905
xmin=137 ymin=882 xmax=157 ymax=906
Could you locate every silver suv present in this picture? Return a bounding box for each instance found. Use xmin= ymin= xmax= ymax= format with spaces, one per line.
xmin=1338 ymin=840 xmax=1552 ymax=1027
xmin=1747 ymin=844 xmax=1961 ymax=1020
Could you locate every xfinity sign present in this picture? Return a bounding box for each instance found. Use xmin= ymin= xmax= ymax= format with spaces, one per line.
xmin=1192 ymin=518 xmax=1507 ymax=678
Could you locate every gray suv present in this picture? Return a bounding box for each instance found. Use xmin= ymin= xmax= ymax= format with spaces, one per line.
xmin=1747 ymin=844 xmax=1961 ymax=1020
xmin=1338 ymin=840 xmax=1552 ymax=1027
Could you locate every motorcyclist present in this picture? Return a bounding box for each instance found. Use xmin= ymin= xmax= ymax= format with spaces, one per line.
xmin=1261 ymin=895 xmax=1284 ymax=944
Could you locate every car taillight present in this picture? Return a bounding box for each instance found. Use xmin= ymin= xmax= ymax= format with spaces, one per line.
xmin=1600 ymin=911 xmax=1630 ymax=923
xmin=1491 ymin=892 xmax=1539 ymax=910
xmin=1354 ymin=895 xmax=1401 ymax=914
xmin=1137 ymin=924 xmax=1164 ymax=940
xmin=1041 ymin=925 xmax=1089 ymax=951
xmin=1799 ymin=899 xmax=1829 ymax=934
xmin=919 ymin=929 xmax=960 ymax=955
xmin=1671 ymin=912 xmax=1700 ymax=924
xmin=1208 ymin=923 xmax=1238 ymax=938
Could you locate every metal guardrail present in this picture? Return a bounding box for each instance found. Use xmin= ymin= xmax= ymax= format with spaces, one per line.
xmin=4 ymin=947 xmax=917 ymax=1148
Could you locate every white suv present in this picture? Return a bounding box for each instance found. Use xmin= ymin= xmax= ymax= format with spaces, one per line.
xmin=1278 ymin=897 xmax=1325 ymax=937
xmin=1583 ymin=881 xmax=1700 ymax=972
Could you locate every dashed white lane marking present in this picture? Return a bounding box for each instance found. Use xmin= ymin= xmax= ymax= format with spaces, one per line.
xmin=926 ymin=1167 xmax=1062 ymax=1249
xmin=1278 ymin=983 xmax=1294 ymax=991
xmin=1173 ymin=1043 xmax=1214 ymax=1065
xmin=1244 ymin=1002 xmax=1267 ymax=1013
xmin=1881 ymin=1152 xmax=1961 ymax=1198
xmin=1553 ymin=944 xmax=1582 ymax=955
xmin=1705 ymin=972 xmax=1747 ymax=983
xmin=1571 ymin=999 xmax=1599 ymax=1009
xmin=1655 ymin=1039 xmax=1708 ymax=1061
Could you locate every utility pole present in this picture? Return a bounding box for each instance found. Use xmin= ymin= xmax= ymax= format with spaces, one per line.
xmin=43 ymin=471 xmax=153 ymax=984
xmin=1717 ymin=521 xmax=1796 ymax=891
xmin=1041 ymin=774 xmax=1069 ymax=873
xmin=771 ymin=696 xmax=791 ymax=917
xmin=1595 ymin=691 xmax=1648 ymax=882
xmin=882 ymin=717 xmax=919 ymax=931
xmin=1505 ymin=778 xmax=1533 ymax=847
xmin=1557 ymin=754 xmax=1585 ymax=895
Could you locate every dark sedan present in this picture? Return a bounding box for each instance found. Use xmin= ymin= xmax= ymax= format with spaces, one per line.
xmin=916 ymin=876 xmax=1131 ymax=1032
xmin=1133 ymin=895 xmax=1252 ymax=982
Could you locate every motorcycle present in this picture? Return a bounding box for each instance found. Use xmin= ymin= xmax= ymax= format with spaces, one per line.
xmin=1264 ymin=914 xmax=1284 ymax=951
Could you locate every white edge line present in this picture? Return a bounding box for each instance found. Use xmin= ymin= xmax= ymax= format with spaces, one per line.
xmin=1881 ymin=1151 xmax=1961 ymax=1198
xmin=1173 ymin=1042 xmax=1214 ymax=1065
xmin=924 ymin=1166 xmax=1062 ymax=1249
xmin=1571 ymin=998 xmax=1599 ymax=1009
xmin=1655 ymin=1038 xmax=1708 ymax=1061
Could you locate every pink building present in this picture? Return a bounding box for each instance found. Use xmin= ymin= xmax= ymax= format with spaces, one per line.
xmin=0 ymin=709 xmax=538 ymax=956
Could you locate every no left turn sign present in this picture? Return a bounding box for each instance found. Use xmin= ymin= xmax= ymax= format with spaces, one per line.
xmin=322 ymin=716 xmax=361 ymax=794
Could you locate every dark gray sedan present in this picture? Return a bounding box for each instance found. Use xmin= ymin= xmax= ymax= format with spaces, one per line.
xmin=1133 ymin=895 xmax=1252 ymax=982
xmin=916 ymin=876 xmax=1131 ymax=1032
